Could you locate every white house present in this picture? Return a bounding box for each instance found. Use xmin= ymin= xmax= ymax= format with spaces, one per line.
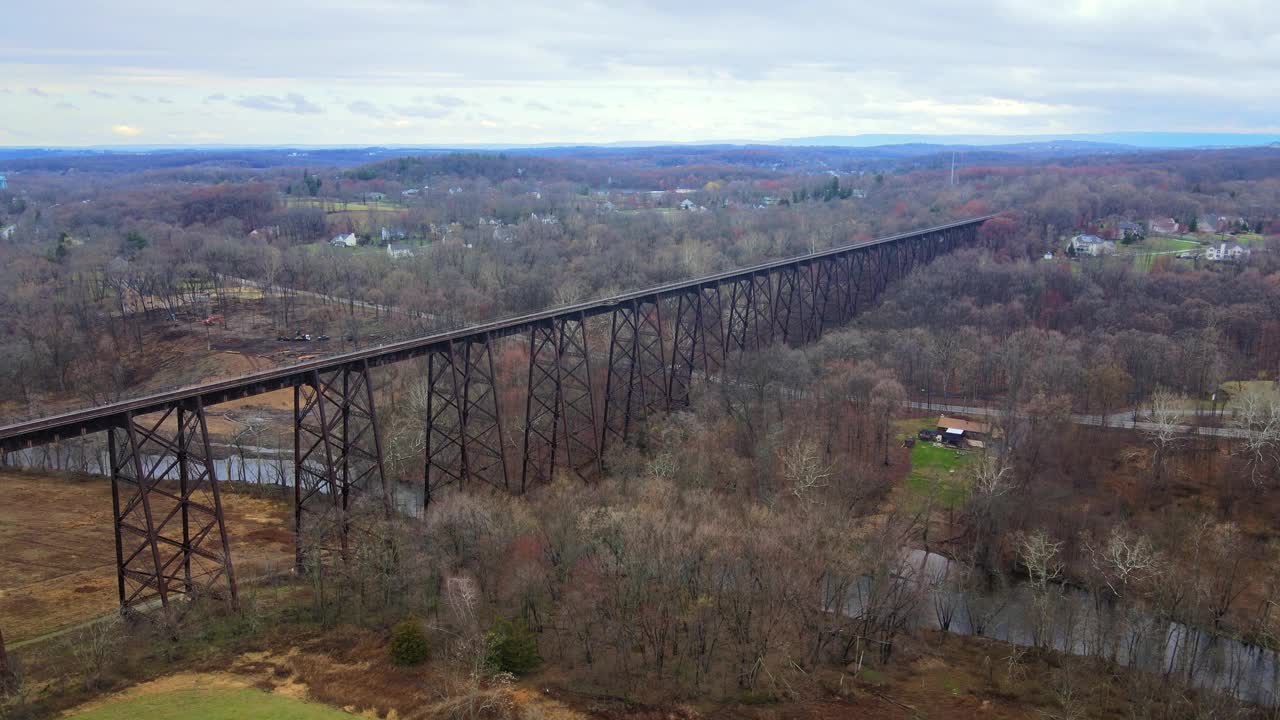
xmin=1070 ymin=234 xmax=1116 ymax=256
xmin=330 ymin=233 xmax=358 ymax=248
xmin=387 ymin=242 xmax=415 ymax=259
xmin=679 ymin=198 xmax=697 ymax=210
xmin=0 ymin=224 xmax=15 ymax=240
xmin=1206 ymin=243 xmax=1250 ymax=262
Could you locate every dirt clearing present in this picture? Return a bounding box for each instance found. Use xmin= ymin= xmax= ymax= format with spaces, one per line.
xmin=0 ymin=470 xmax=294 ymax=643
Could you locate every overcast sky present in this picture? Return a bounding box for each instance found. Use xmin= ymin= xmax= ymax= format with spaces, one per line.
xmin=3 ymin=0 xmax=1278 ymax=146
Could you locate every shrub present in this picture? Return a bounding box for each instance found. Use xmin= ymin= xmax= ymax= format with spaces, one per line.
xmin=389 ymin=619 xmax=429 ymax=667
xmin=484 ymin=617 xmax=540 ymax=675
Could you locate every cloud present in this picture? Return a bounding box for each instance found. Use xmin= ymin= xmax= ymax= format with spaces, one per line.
xmin=89 ymin=90 xmax=115 ymax=99
xmin=347 ymin=100 xmax=386 ymax=118
xmin=111 ymin=124 xmax=142 ymax=137
xmin=235 ymin=93 xmax=323 ymax=114
xmin=0 ymin=88 xmax=11 ymax=95
xmin=55 ymin=102 xmax=78 ymax=110
xmin=157 ymin=96 xmax=173 ymax=104
xmin=392 ymin=104 xmax=451 ymax=119
xmin=525 ymin=100 xmax=552 ymax=111
xmin=27 ymin=87 xmax=48 ymax=97
xmin=4 ymin=1 xmax=1280 ymax=143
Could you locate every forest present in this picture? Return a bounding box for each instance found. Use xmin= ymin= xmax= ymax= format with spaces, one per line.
xmin=3 ymin=143 xmax=1280 ymax=719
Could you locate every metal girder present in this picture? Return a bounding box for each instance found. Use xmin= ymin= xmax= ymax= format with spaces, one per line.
xmin=601 ymin=297 xmax=667 ymax=453
xmin=557 ymin=313 xmax=602 ymax=480
xmin=668 ymin=288 xmax=701 ymax=408
xmin=520 ymin=321 xmax=561 ymax=491
xmin=108 ymin=399 xmax=237 ymax=614
xmin=698 ymin=284 xmax=727 ymax=377
xmin=751 ymin=272 xmax=775 ymax=349
xmin=772 ymin=266 xmax=799 ymax=345
xmin=294 ymin=361 xmax=390 ymax=563
xmin=521 ymin=313 xmax=601 ymax=488
xmin=725 ymin=276 xmax=754 ymax=357
xmin=424 ymin=344 xmax=465 ymax=509
xmin=458 ymin=334 xmax=510 ymax=492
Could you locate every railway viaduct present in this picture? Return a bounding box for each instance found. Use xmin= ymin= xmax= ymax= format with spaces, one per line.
xmin=0 ymin=216 xmax=992 ymax=624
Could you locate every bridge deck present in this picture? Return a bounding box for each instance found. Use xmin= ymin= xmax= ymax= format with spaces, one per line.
xmin=0 ymin=216 xmax=991 ymax=451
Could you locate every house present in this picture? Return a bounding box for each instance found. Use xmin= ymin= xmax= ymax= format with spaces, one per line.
xmin=1114 ymin=221 xmax=1145 ymax=241
xmin=679 ymin=198 xmax=697 ymax=211
xmin=0 ymin=224 xmax=15 ymax=240
xmin=1148 ymin=217 xmax=1180 ymax=235
xmin=1069 ymin=234 xmax=1115 ymax=256
xmin=364 ymin=192 xmax=387 ymax=202
xmin=1198 ymin=215 xmax=1228 ymax=234
xmin=380 ymin=226 xmax=407 ymax=242
xmin=1043 ymin=251 xmax=1055 ymax=260
xmin=1205 ymin=243 xmax=1250 ymax=262
xmin=401 ymin=189 xmax=419 ymax=196
xmin=329 ymin=233 xmax=358 ymax=248
xmin=387 ymin=242 xmax=415 ymax=259
xmin=936 ymin=415 xmax=994 ymax=447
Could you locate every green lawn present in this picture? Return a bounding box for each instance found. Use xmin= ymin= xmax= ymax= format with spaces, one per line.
xmin=895 ymin=417 xmax=972 ymax=509
xmin=906 ymin=442 xmax=971 ymax=508
xmin=1129 ymin=235 xmax=1200 ymax=252
xmin=284 ymin=196 xmax=402 ymax=213
xmin=71 ymin=688 xmax=355 ymax=720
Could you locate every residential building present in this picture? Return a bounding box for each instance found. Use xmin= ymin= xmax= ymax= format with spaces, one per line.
xmin=1148 ymin=217 xmax=1180 ymax=235
xmin=380 ymin=226 xmax=407 ymax=242
xmin=0 ymin=224 xmax=15 ymax=240
xmin=1205 ymin=243 xmax=1250 ymax=262
xmin=387 ymin=242 xmax=415 ymax=259
xmin=934 ymin=415 xmax=996 ymax=448
xmin=330 ymin=233 xmax=358 ymax=248
xmin=1070 ymin=234 xmax=1116 ymax=256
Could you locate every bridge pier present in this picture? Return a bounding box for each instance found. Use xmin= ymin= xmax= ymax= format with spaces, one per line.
xmin=107 ymin=399 xmax=237 ymax=613
xmin=521 ymin=312 xmax=602 ymax=489
xmin=293 ymin=360 xmax=390 ymax=566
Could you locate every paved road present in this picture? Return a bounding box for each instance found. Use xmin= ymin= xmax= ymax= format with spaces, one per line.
xmin=906 ymin=401 xmax=1251 ymax=439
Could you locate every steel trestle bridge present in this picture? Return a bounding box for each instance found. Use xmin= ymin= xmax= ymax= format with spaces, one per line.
xmin=0 ymin=216 xmax=991 ymax=616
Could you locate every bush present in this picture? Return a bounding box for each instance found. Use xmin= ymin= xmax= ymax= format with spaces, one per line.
xmin=484 ymin=617 xmax=540 ymax=676
xmin=389 ymin=619 xmax=429 ymax=667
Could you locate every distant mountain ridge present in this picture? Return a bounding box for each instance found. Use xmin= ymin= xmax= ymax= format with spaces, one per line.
xmin=775 ymin=132 xmax=1280 ymax=149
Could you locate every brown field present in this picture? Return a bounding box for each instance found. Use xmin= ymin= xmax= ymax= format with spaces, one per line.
xmin=0 ymin=470 xmax=293 ymax=644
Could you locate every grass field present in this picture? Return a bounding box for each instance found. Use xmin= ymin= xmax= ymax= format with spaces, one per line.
xmin=1131 ymin=235 xmax=1200 ymax=252
xmin=894 ymin=417 xmax=972 ymax=508
xmin=284 ymin=196 xmax=402 ymax=213
xmin=71 ymin=687 xmax=355 ymax=720
xmin=906 ymin=441 xmax=972 ymax=508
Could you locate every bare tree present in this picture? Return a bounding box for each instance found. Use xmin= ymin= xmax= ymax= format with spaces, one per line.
xmin=1232 ymin=387 xmax=1280 ymax=487
xmin=1141 ymin=388 xmax=1190 ymax=488
xmin=780 ymin=438 xmax=831 ymax=503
